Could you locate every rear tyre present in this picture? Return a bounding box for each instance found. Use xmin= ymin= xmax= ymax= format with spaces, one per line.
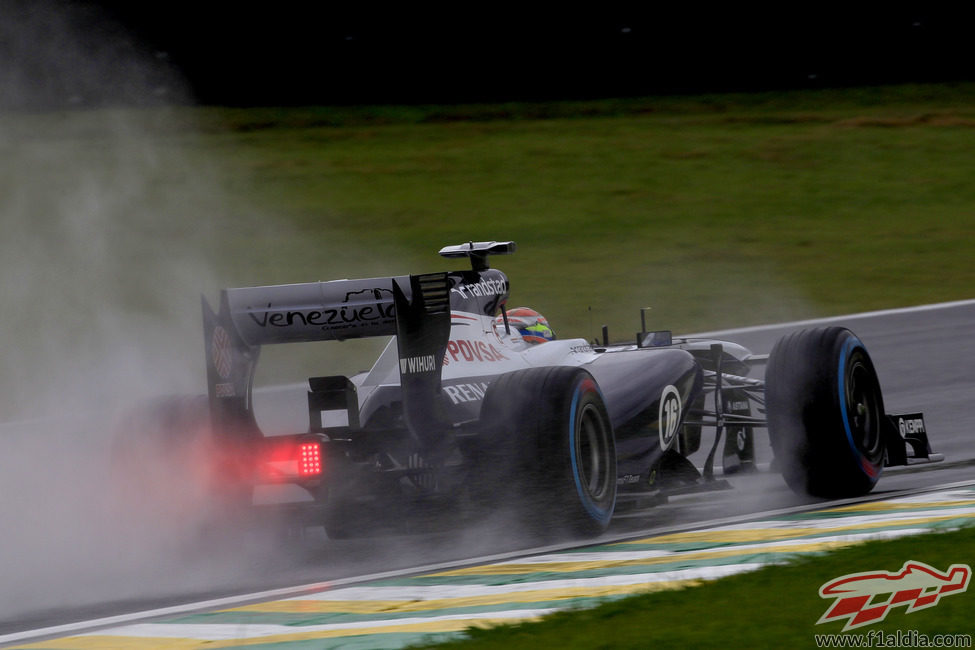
xmin=765 ymin=327 xmax=885 ymax=498
xmin=479 ymin=366 xmax=617 ymax=537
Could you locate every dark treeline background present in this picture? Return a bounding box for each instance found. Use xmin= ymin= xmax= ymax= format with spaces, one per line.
xmin=4 ymin=2 xmax=973 ymax=108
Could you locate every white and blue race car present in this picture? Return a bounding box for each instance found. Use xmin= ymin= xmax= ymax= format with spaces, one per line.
xmin=116 ymin=241 xmax=940 ymax=538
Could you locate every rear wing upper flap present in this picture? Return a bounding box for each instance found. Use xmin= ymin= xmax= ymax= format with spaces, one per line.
xmin=212 ymin=241 xmax=515 ymax=348
xmin=217 ymin=275 xmax=413 ymax=347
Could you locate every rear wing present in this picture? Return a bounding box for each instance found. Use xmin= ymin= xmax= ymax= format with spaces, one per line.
xmin=220 ymin=276 xmax=410 ymax=346
xmin=203 ymin=273 xmax=451 ymax=444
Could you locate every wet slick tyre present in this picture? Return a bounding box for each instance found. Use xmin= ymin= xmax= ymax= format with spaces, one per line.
xmin=766 ymin=327 xmax=885 ymax=498
xmin=479 ymin=366 xmax=616 ymax=537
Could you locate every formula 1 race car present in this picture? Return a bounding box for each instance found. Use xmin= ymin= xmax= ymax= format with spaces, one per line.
xmin=115 ymin=241 xmax=941 ymax=538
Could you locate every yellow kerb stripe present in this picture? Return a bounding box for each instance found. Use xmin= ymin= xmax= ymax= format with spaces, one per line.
xmin=426 ymin=539 xmax=857 ymax=577
xmin=823 ymin=500 xmax=975 ymax=513
xmin=227 ymin=578 xmax=700 ymax=614
xmin=620 ymin=512 xmax=974 ymax=546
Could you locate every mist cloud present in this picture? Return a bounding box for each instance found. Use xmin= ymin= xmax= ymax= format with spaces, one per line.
xmin=0 ymin=0 xmax=246 ymax=620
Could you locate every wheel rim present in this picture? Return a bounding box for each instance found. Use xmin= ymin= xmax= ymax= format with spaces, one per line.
xmin=846 ymin=354 xmax=882 ymax=459
xmin=577 ymin=403 xmax=612 ymax=501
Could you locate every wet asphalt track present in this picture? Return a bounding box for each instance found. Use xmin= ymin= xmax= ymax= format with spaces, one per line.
xmin=1 ymin=299 xmax=973 ymax=641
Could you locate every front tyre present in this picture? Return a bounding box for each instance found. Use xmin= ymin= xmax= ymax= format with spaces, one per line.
xmin=480 ymin=366 xmax=617 ymax=537
xmin=766 ymin=327 xmax=885 ymax=498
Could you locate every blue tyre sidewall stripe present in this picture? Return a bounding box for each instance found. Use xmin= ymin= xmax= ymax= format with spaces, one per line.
xmin=837 ymin=336 xmax=881 ymax=482
xmin=569 ymin=379 xmax=614 ymax=524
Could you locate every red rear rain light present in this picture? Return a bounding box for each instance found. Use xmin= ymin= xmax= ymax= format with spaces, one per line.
xmin=297 ymin=441 xmax=322 ymax=477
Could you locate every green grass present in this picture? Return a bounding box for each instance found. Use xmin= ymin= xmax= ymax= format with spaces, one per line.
xmin=193 ymin=83 xmax=975 ymax=338
xmin=3 ymin=83 xmax=975 ymax=411
xmin=410 ymin=526 xmax=975 ymax=649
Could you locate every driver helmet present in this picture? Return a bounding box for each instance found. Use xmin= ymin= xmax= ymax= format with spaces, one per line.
xmin=496 ymin=307 xmax=556 ymax=344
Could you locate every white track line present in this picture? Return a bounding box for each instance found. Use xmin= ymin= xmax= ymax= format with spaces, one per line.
xmin=683 ymin=297 xmax=975 ymax=339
